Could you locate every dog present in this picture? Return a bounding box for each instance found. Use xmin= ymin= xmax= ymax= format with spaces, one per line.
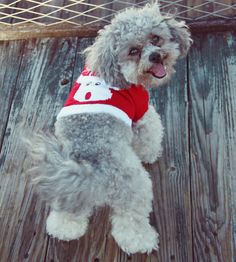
xmin=25 ymin=2 xmax=191 ymax=255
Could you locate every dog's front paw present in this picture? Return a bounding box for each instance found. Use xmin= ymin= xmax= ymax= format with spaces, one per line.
xmin=132 ymin=106 xmax=164 ymax=164
xmin=111 ymin=215 xmax=159 ymax=254
xmin=46 ymin=210 xmax=88 ymax=241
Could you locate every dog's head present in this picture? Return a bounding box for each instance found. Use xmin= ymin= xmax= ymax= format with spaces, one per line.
xmin=85 ymin=2 xmax=192 ymax=88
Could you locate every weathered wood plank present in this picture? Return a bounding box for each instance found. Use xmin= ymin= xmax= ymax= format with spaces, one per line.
xmin=0 ymin=23 xmax=101 ymax=41
xmin=0 ymin=40 xmax=25 ymax=151
xmin=1 ymin=20 xmax=236 ymax=41
xmin=0 ymin=37 xmax=78 ymax=261
xmin=189 ymin=32 xmax=236 ymax=262
xmin=147 ymin=58 xmax=192 ymax=262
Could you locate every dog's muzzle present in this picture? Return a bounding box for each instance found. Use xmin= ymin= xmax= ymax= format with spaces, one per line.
xmin=147 ymin=52 xmax=167 ymax=79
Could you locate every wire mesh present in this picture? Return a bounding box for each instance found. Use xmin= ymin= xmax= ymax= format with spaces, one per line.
xmin=0 ymin=0 xmax=235 ymax=27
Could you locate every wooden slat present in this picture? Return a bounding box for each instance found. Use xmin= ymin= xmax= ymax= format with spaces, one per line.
xmin=0 ymin=37 xmax=78 ymax=261
xmin=0 ymin=23 xmax=101 ymax=41
xmin=147 ymin=58 xmax=193 ymax=262
xmin=1 ymin=20 xmax=236 ymax=41
xmin=0 ymin=40 xmax=25 ymax=150
xmin=189 ymin=32 xmax=236 ymax=261
xmin=72 ymin=38 xmax=94 ymax=81
xmin=188 ymin=19 xmax=236 ymax=34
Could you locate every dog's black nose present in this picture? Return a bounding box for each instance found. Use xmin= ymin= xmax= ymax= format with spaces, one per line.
xmin=149 ymin=52 xmax=162 ymax=64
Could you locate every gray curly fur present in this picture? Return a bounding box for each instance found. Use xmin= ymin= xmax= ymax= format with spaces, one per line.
xmin=84 ymin=3 xmax=192 ymax=87
xmin=26 ymin=114 xmax=134 ymax=213
xmin=25 ymin=2 xmax=191 ymax=254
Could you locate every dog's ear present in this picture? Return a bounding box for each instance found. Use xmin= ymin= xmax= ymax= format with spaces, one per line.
xmin=166 ymin=18 xmax=192 ymax=58
xmin=84 ymin=26 xmax=117 ymax=85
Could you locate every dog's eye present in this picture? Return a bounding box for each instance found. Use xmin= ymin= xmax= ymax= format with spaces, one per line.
xmin=151 ymin=35 xmax=161 ymax=46
xmin=129 ymin=47 xmax=140 ymax=56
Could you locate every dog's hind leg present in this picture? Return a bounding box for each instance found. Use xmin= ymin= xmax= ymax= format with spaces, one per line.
xmin=46 ymin=206 xmax=93 ymax=241
xmin=109 ymin=151 xmax=159 ymax=254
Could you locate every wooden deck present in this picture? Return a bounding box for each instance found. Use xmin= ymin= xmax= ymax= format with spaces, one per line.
xmin=0 ymin=32 xmax=236 ymax=262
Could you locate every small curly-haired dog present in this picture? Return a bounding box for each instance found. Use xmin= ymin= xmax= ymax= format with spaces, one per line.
xmin=25 ymin=2 xmax=191 ymax=254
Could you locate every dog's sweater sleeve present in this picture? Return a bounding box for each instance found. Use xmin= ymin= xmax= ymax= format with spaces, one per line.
xmin=126 ymin=85 xmax=149 ymax=122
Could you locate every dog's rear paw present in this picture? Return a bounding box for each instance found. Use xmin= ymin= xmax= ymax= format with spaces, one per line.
xmin=112 ymin=217 xmax=159 ymax=254
xmin=46 ymin=210 xmax=88 ymax=241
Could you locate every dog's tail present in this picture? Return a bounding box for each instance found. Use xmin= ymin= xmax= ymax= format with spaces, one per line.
xmin=23 ymin=131 xmax=93 ymax=208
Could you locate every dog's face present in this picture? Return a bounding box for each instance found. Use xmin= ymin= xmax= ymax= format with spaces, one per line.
xmin=116 ymin=20 xmax=184 ymax=87
xmin=85 ymin=3 xmax=192 ymax=88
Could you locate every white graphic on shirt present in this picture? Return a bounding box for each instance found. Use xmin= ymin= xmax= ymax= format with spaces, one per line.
xmin=74 ymin=75 xmax=113 ymax=102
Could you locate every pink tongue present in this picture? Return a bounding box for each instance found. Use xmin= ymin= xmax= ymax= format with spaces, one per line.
xmin=149 ymin=63 xmax=166 ymax=78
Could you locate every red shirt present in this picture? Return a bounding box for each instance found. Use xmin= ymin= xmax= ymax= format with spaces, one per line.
xmin=57 ymin=67 xmax=149 ymax=126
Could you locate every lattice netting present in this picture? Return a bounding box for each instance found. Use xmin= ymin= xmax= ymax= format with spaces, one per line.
xmin=0 ymin=0 xmax=235 ymax=27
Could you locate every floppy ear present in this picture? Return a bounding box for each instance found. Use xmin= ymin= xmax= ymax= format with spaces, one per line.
xmin=84 ymin=25 xmax=118 ymax=85
xmin=166 ymin=18 xmax=192 ymax=58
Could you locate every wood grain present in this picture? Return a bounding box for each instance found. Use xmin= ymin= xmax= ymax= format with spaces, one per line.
xmin=148 ymin=58 xmax=192 ymax=262
xmin=1 ymin=21 xmax=236 ymax=41
xmin=189 ymin=32 xmax=236 ymax=262
xmin=0 ymin=32 xmax=236 ymax=262
xmin=0 ymin=23 xmax=100 ymax=41
xmin=0 ymin=40 xmax=25 ymax=151
xmin=0 ymin=37 xmax=78 ymax=261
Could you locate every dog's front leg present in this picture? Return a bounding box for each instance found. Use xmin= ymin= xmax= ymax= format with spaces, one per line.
xmin=132 ymin=105 xmax=164 ymax=164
